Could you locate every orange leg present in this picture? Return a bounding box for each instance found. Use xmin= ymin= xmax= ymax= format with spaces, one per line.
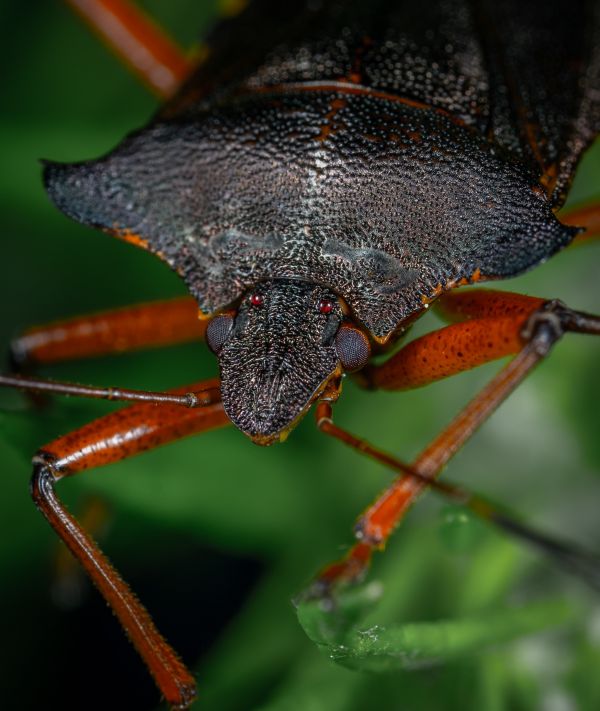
xmin=366 ymin=289 xmax=545 ymax=390
xmin=313 ymin=290 xmax=600 ymax=588
xmin=560 ymin=200 xmax=600 ymax=245
xmin=31 ymin=378 xmax=230 ymax=708
xmin=65 ymin=0 xmax=194 ymax=97
xmin=10 ymin=296 xmax=205 ymax=369
xmin=52 ymin=494 xmax=112 ymax=609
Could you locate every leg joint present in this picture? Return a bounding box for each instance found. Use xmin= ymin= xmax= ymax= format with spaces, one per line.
xmin=354 ymin=517 xmax=384 ymax=547
xmin=520 ymin=299 xmax=570 ymax=356
xmin=521 ymin=298 xmax=600 ymax=353
xmin=30 ymin=452 xmax=60 ymax=506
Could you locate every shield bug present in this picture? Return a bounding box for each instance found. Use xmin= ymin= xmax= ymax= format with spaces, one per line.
xmin=1 ymin=0 xmax=600 ymax=708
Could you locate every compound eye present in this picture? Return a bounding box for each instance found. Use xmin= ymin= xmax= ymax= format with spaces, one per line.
xmin=250 ymin=292 xmax=264 ymax=307
xmin=318 ymin=298 xmax=334 ymax=314
xmin=335 ymin=324 xmax=371 ymax=372
xmin=206 ymin=314 xmax=234 ymax=354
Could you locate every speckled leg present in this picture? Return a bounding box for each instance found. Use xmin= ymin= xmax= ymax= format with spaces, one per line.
xmin=30 ymin=378 xmax=229 ymax=709
xmin=65 ymin=0 xmax=193 ymax=97
xmin=314 ymin=291 xmax=600 ymax=587
xmin=9 ymin=296 xmax=205 ymax=369
xmin=561 ymin=200 xmax=600 ymax=245
xmin=365 ymin=289 xmax=545 ymax=390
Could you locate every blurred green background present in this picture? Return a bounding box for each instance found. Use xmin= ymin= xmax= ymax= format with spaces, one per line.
xmin=1 ymin=2 xmax=599 ymax=710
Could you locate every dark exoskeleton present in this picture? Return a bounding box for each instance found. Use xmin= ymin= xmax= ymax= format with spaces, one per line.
xmin=44 ymin=0 xmax=599 ymax=442
xmin=4 ymin=0 xmax=600 ymax=708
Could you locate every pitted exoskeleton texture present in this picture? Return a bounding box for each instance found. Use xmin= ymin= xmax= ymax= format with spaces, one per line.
xmin=41 ymin=0 xmax=599 ymax=440
xmin=165 ymin=0 xmax=599 ymax=208
xmin=45 ymin=91 xmax=575 ymax=341
xmin=216 ymin=280 xmax=343 ymax=442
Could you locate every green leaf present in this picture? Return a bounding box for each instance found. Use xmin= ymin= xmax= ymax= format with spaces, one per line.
xmin=297 ymin=581 xmax=386 ymax=649
xmin=297 ymin=585 xmax=576 ymax=672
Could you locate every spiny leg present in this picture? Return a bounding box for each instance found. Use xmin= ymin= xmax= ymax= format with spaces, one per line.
xmin=30 ymin=378 xmax=229 ymax=709
xmin=313 ymin=290 xmax=600 ymax=588
xmin=65 ymin=0 xmax=194 ymax=97
xmin=10 ymin=296 xmax=205 ymax=370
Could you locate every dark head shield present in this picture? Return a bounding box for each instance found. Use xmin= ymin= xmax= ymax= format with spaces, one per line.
xmin=207 ymin=280 xmax=346 ymax=444
xmin=206 ymin=278 xmax=373 ymax=442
